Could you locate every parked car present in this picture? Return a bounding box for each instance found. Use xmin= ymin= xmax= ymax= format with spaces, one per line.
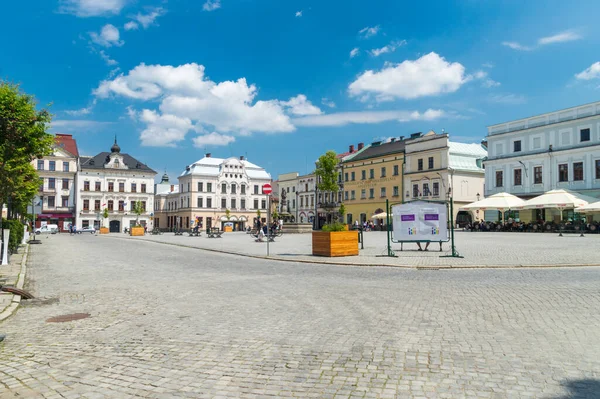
xmin=35 ymin=224 xmax=59 ymax=235
xmin=78 ymin=226 xmax=96 ymax=234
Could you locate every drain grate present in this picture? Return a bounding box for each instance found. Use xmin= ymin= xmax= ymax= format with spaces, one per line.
xmin=46 ymin=313 xmax=90 ymax=323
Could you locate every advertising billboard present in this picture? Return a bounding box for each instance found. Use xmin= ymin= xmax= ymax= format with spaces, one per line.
xmin=392 ymin=200 xmax=448 ymax=242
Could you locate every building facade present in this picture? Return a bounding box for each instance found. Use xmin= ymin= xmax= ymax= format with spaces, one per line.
xmin=297 ymin=174 xmax=316 ymax=223
xmin=153 ymin=154 xmax=271 ymax=232
xmin=76 ymin=140 xmax=156 ymax=232
xmin=485 ymin=101 xmax=600 ymax=222
xmin=277 ymin=172 xmax=299 ymax=221
xmin=32 ymin=134 xmax=79 ymax=231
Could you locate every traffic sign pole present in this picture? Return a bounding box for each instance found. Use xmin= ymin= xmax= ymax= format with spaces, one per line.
xmin=262 ymin=183 xmax=273 ymax=256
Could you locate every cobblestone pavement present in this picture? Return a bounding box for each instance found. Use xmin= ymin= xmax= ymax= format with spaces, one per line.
xmin=114 ymin=230 xmax=600 ymax=268
xmin=0 ymin=234 xmax=599 ymax=398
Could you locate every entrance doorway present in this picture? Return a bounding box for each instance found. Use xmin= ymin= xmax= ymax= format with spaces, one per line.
xmin=109 ymin=220 xmax=121 ymax=233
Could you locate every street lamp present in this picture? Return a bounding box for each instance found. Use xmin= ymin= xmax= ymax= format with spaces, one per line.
xmin=476 ymin=193 xmax=481 ymax=201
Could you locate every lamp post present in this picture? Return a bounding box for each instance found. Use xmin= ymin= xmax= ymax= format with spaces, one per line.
xmin=476 ymin=193 xmax=481 ymax=202
xmin=441 ymin=187 xmax=462 ymax=258
xmin=295 ymin=191 xmax=299 ymax=223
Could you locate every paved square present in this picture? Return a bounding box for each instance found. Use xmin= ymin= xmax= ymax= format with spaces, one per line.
xmin=0 ymin=234 xmax=599 ymax=398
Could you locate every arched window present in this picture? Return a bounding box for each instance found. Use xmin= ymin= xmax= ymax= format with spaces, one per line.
xmin=231 ymin=183 xmax=237 ymax=194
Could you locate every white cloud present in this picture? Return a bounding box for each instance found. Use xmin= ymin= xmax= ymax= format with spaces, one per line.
xmin=95 ymin=63 xmax=299 ymax=146
xmin=65 ymin=100 xmax=96 ymax=116
xmin=124 ymin=21 xmax=139 ymax=31
xmin=538 ymin=30 xmax=581 ymax=45
xmin=98 ymin=50 xmax=118 ymax=65
xmin=370 ymin=40 xmax=406 ymax=57
xmin=293 ymin=109 xmax=446 ymax=127
xmin=349 ymin=52 xmax=468 ymax=101
xmin=488 ymin=94 xmax=526 ymax=104
xmin=126 ymin=106 xmax=137 ymax=120
xmin=359 ymin=25 xmax=380 ymax=39
xmin=129 ymin=7 xmax=165 ymax=29
xmin=203 ymin=0 xmax=221 ymax=11
xmin=321 ymin=98 xmax=336 ymax=108
xmin=59 ymin=0 xmax=127 ymax=17
xmin=470 ymin=71 xmax=500 ymax=88
xmin=501 ymin=41 xmax=532 ymax=51
xmin=90 ymin=24 xmax=124 ymax=48
xmin=482 ymin=62 xmax=494 ymax=68
xmin=575 ymin=62 xmax=600 ymax=80
xmin=193 ymin=132 xmax=236 ymax=147
xmin=280 ymin=95 xmax=322 ymax=116
xmin=295 ymin=11 xmax=302 ymax=17
xmin=349 ymin=47 xmax=360 ymax=58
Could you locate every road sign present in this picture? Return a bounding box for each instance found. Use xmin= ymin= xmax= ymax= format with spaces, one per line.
xmin=262 ymin=183 xmax=272 ymax=195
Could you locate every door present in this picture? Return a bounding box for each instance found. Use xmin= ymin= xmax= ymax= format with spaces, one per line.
xmin=109 ymin=220 xmax=121 ymax=233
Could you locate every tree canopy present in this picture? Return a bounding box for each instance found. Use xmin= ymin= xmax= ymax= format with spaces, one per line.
xmin=315 ymin=150 xmax=339 ymax=193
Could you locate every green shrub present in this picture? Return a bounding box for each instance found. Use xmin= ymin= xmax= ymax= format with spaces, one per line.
xmin=2 ymin=219 xmax=24 ymax=253
xmin=321 ymin=222 xmax=347 ymax=232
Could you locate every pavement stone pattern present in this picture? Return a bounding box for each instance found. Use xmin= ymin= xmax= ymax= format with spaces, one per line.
xmin=112 ymin=230 xmax=600 ymax=268
xmin=0 ymin=234 xmax=599 ymax=398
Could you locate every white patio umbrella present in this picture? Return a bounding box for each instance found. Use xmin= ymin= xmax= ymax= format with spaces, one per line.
xmin=576 ymin=200 xmax=600 ymax=213
xmin=371 ymin=212 xmax=388 ymax=220
xmin=461 ymin=192 xmax=525 ymax=212
xmin=518 ymin=189 xmax=599 ymax=220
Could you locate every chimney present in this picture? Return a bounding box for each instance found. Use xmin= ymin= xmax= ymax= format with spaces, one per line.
xmin=206 ymin=153 xmax=211 ymax=158
xmin=170 ymin=185 xmax=174 ymax=192
xmin=390 ymin=138 xmax=396 ymax=143
xmin=240 ymin=156 xmax=245 ymax=161
xmin=358 ymin=142 xmax=364 ymax=150
xmin=481 ymin=139 xmax=488 ymax=149
xmin=349 ymin=144 xmax=355 ymax=153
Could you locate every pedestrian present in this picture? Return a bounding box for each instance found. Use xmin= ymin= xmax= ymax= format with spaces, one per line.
xmin=68 ymin=223 xmax=73 ymax=236
xmin=417 ymin=242 xmax=430 ymax=251
xmin=278 ymin=218 xmax=283 ymax=231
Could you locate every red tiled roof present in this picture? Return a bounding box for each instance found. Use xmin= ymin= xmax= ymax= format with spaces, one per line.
xmin=336 ymin=149 xmax=358 ymax=159
xmin=54 ymin=134 xmax=79 ymax=157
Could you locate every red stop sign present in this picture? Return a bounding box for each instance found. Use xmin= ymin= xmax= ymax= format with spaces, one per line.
xmin=262 ymin=183 xmax=272 ymax=195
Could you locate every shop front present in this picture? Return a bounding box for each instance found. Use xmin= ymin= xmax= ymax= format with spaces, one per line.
xmin=36 ymin=213 xmax=74 ymax=232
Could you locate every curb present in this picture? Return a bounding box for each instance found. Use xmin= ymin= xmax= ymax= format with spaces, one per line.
xmin=0 ymin=244 xmax=29 ymax=322
xmin=101 ymin=235 xmax=600 ymax=270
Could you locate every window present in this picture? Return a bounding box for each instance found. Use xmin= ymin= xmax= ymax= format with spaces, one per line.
xmin=361 ymin=170 xmax=366 ymax=180
xmin=337 ymin=174 xmax=341 ymax=184
xmin=292 ymin=199 xmax=295 ymax=209
xmin=82 ymin=181 xmax=91 ymax=191
xmin=241 ymin=184 xmax=246 ymax=194
xmin=48 ymin=196 xmax=55 ymax=207
xmin=118 ymin=201 xmax=125 ymax=211
xmin=231 ymin=198 xmax=237 ymax=209
xmin=198 ymin=182 xmax=203 ymax=192
xmin=380 ymin=187 xmax=386 ymax=197
xmin=558 ymin=164 xmax=569 ymax=182
xmin=261 ymin=199 xmax=266 ymax=209
xmin=311 ymin=195 xmax=314 ymax=206
xmin=369 ymin=188 xmax=374 ymax=199
xmin=95 ymin=181 xmax=101 ymax=191
xmin=83 ymin=199 xmax=89 ymax=210
xmin=345 ymin=173 xmax=348 ymax=182
xmin=596 ymin=160 xmax=600 ymax=179
xmin=423 ymin=183 xmax=430 ymax=196
xmin=241 ymin=199 xmax=246 ymax=209
xmin=534 ymin=166 xmax=543 ymax=184
xmin=413 ymin=184 xmax=419 ymax=197
xmin=131 ymin=183 xmax=137 ymax=193
xmin=221 ymin=183 xmax=227 ymax=194
xmin=369 ymin=169 xmax=374 ymax=179
xmin=513 ymin=140 xmax=521 ymax=152
xmin=381 ymin=167 xmax=386 ymax=178
xmin=119 ymin=182 xmax=125 ymax=192
xmin=62 ymin=179 xmax=69 ymax=190
xmin=206 ymin=198 xmax=212 ymax=208
xmin=532 ymin=137 xmax=541 ymax=149
xmin=207 ymin=183 xmax=213 ymax=192
xmin=361 ymin=189 xmax=366 ymax=199
xmin=580 ymin=128 xmax=591 ymax=142
xmin=197 ymin=197 xmax=203 ymax=208
xmin=393 ymin=165 xmax=399 ymax=176
xmin=351 ymin=171 xmax=356 ymax=181
xmin=418 ymin=159 xmax=423 ymax=171
xmin=254 ymin=185 xmax=259 ymax=194
xmin=49 ymin=161 xmax=56 ymax=171
xmin=48 ymin=178 xmax=55 ymax=189
xmin=351 ymin=190 xmax=356 ymax=200
xmin=433 ymin=182 xmax=439 ymax=196
xmin=495 ymin=171 xmax=503 ymax=187
xmin=107 ymin=200 xmax=113 ymax=211
xmin=231 ymin=184 xmax=237 ymax=194
xmin=428 ymin=157 xmax=434 ymax=169
xmin=254 ymin=199 xmax=259 ymax=209
xmin=514 ymin=169 xmax=522 ymax=186
xmin=108 ymin=182 xmax=114 ymax=192
xmin=187 ymin=183 xmax=190 ymax=192
xmin=94 ymin=200 xmax=100 ymax=211
xmin=141 ymin=184 xmax=146 ymax=193
xmin=344 ymin=191 xmax=349 ymax=201
xmin=573 ymin=162 xmax=583 ymax=181
xmin=393 ymin=186 xmax=399 ymax=197
xmin=141 ymin=201 xmax=146 ymax=212
xmin=221 ymin=198 xmax=227 ymax=209
xmin=37 ymin=160 xmax=44 ymax=170
xmin=63 ymin=162 xmax=69 ymax=172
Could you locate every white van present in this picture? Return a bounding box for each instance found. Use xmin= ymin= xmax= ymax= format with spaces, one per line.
xmin=35 ymin=224 xmax=59 ymax=234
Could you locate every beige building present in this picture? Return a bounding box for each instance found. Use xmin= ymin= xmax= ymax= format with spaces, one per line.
xmin=154 ymin=153 xmax=271 ymax=232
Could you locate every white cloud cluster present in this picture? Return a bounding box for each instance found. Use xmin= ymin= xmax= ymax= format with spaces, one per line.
xmin=90 ymin=24 xmax=124 ymax=47
xmin=321 ymin=98 xmax=336 ymax=108
xmin=503 ymin=30 xmax=582 ymax=51
xmin=471 ymin=71 xmax=500 ymax=88
xmin=94 ymin=63 xmax=307 ymax=146
xmin=348 ymin=52 xmax=468 ymax=101
xmin=349 ymin=48 xmax=360 ymax=58
xmin=293 ymin=109 xmax=446 ymax=127
xmin=203 ymin=0 xmax=221 ymax=11
xmin=359 ymin=25 xmax=380 ymax=39
xmin=575 ymin=62 xmax=600 ymax=80
xmin=370 ymin=40 xmax=406 ymax=57
xmin=59 ymin=0 xmax=127 ymax=17
xmin=193 ymin=132 xmax=236 ymax=147
xmin=125 ymin=7 xmax=165 ymax=30
xmin=295 ymin=11 xmax=303 ymax=17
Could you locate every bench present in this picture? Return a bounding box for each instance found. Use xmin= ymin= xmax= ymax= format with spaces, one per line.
xmin=558 ymin=225 xmax=584 ymax=237
xmin=151 ymin=229 xmax=163 ymax=235
xmin=207 ymin=228 xmax=223 ymax=238
xmin=188 ymin=230 xmax=202 ymax=237
xmin=174 ymin=230 xmax=184 ymax=236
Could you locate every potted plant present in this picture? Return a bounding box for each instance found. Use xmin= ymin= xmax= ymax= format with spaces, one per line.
xmin=223 ymin=209 xmax=233 ymax=232
xmin=312 ymin=151 xmax=358 ymax=257
xmin=99 ymin=208 xmax=110 ymax=234
xmin=130 ymin=200 xmax=146 ymax=236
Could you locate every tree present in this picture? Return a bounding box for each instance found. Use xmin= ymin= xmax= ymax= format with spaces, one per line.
xmin=272 ymin=210 xmax=279 ymax=220
xmin=102 ymin=208 xmax=109 ymax=227
xmin=0 ymin=82 xmax=54 ymax=217
xmin=133 ymin=200 xmax=144 ymax=226
xmin=338 ymin=203 xmax=346 ymax=223
xmin=315 ymin=150 xmax=340 ymax=225
xmin=256 ymin=209 xmax=261 ymax=219
xmin=225 ymin=208 xmax=231 ymax=220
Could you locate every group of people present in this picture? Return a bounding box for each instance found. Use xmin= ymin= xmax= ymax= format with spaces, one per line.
xmin=465 ymin=219 xmax=600 ymax=233
xmin=254 ymin=219 xmax=282 ymax=242
xmin=353 ymin=220 xmax=378 ymax=231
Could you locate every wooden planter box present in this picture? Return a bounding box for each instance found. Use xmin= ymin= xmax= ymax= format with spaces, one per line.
xmin=130 ymin=227 xmax=145 ymax=236
xmin=99 ymin=227 xmax=109 ymax=235
xmin=312 ymin=231 xmax=359 ymax=257
xmin=224 ymin=226 xmax=233 ymax=232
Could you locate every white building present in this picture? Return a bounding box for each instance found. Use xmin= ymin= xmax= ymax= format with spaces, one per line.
xmin=76 ymin=139 xmax=156 ymax=232
xmin=154 ymin=153 xmax=271 ymax=231
xmin=485 ymin=101 xmax=600 ymax=222
xmin=297 ymin=174 xmax=316 ymax=224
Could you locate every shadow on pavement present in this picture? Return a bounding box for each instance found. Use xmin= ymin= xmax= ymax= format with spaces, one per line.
xmin=550 ymin=379 xmax=600 ymax=399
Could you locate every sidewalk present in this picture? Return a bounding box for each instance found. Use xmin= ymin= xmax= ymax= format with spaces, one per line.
xmin=0 ymin=245 xmax=28 ymax=322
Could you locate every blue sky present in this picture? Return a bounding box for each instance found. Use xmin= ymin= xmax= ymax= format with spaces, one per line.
xmin=2 ymin=0 xmax=600 ymax=180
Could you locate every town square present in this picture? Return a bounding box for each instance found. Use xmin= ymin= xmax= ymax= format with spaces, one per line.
xmin=2 ymin=0 xmax=600 ymax=397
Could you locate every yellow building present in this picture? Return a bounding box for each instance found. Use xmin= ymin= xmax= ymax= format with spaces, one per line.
xmin=342 ymin=139 xmax=406 ymax=226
